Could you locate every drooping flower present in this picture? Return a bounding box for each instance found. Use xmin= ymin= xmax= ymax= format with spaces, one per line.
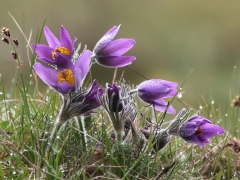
xmin=32 ymin=26 xmax=76 ymax=64
xmin=137 ymin=79 xmax=178 ymax=114
xmin=66 ymin=80 xmax=103 ymax=118
xmin=92 ymin=25 xmax=136 ymax=68
xmin=177 ymin=116 xmax=225 ymax=147
xmin=33 ymin=50 xmax=91 ymax=94
xmin=106 ymin=83 xmax=123 ymax=112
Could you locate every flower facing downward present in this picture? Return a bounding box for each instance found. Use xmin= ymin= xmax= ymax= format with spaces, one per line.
xmin=32 ymin=26 xmax=76 ymax=64
xmin=93 ymin=25 xmax=136 ymax=68
xmin=137 ymin=79 xmax=178 ymax=114
xmin=33 ymin=50 xmax=91 ymax=94
xmin=178 ymin=116 xmax=225 ymax=147
xmin=67 ymin=80 xmax=103 ymax=118
xmin=107 ymin=83 xmax=123 ymax=112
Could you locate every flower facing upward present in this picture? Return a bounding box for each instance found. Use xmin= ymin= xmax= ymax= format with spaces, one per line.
xmin=178 ymin=116 xmax=225 ymax=147
xmin=107 ymin=83 xmax=123 ymax=112
xmin=93 ymin=25 xmax=136 ymax=68
xmin=33 ymin=50 xmax=91 ymax=94
xmin=32 ymin=26 xmax=76 ymax=64
xmin=137 ymin=79 xmax=178 ymax=114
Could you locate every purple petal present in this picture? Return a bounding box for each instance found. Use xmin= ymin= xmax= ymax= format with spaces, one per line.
xmin=100 ymin=39 xmax=135 ymax=56
xmin=60 ymin=25 xmax=74 ymax=52
xmin=34 ymin=62 xmax=76 ymax=94
xmin=74 ymin=67 xmax=82 ymax=90
xmin=199 ymin=123 xmax=225 ymax=138
xmin=93 ymin=25 xmax=121 ymax=54
xmin=33 ymin=62 xmax=59 ymax=92
xmin=187 ymin=116 xmax=206 ymax=124
xmin=141 ymin=98 xmax=176 ymax=114
xmin=75 ymin=50 xmax=91 ymax=82
xmin=152 ymin=99 xmax=176 ymax=114
xmin=198 ymin=137 xmax=210 ymax=144
xmin=137 ymin=79 xmax=178 ymax=101
xmin=44 ymin=26 xmax=60 ymax=48
xmin=182 ymin=135 xmax=205 ymax=147
xmin=96 ymin=56 xmax=136 ymax=68
xmin=85 ymin=80 xmax=103 ymax=98
xmin=32 ymin=44 xmax=55 ymax=64
xmin=179 ymin=122 xmax=198 ymax=137
xmin=57 ymin=81 xmax=75 ymax=94
xmin=55 ymin=54 xmax=75 ymax=71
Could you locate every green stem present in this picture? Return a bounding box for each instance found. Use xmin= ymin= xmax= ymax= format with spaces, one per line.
xmin=45 ymin=97 xmax=68 ymax=159
xmin=77 ymin=116 xmax=87 ymax=152
xmin=116 ymin=130 xmax=123 ymax=143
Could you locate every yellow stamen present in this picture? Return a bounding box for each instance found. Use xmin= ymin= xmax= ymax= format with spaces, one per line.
xmin=57 ymin=69 xmax=75 ymax=86
xmin=52 ymin=46 xmax=71 ymax=60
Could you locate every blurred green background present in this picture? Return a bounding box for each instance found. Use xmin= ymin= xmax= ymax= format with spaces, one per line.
xmin=1 ymin=0 xmax=240 ymax=113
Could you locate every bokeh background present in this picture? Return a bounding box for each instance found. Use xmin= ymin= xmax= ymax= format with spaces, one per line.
xmin=1 ymin=1 xmax=240 ymax=114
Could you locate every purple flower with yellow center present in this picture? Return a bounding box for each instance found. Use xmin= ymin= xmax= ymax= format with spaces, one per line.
xmin=107 ymin=83 xmax=123 ymax=112
xmin=92 ymin=25 xmax=136 ymax=68
xmin=32 ymin=26 xmax=76 ymax=64
xmin=178 ymin=116 xmax=225 ymax=147
xmin=33 ymin=50 xmax=91 ymax=94
xmin=137 ymin=79 xmax=178 ymax=114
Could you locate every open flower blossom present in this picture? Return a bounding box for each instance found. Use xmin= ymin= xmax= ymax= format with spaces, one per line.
xmin=177 ymin=116 xmax=225 ymax=147
xmin=92 ymin=25 xmax=136 ymax=68
xmin=137 ymin=79 xmax=178 ymax=114
xmin=32 ymin=26 xmax=76 ymax=64
xmin=106 ymin=83 xmax=123 ymax=112
xmin=33 ymin=50 xmax=91 ymax=94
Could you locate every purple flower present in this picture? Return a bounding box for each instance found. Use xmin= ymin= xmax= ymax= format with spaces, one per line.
xmin=93 ymin=25 xmax=136 ymax=68
xmin=107 ymin=83 xmax=123 ymax=112
xmin=178 ymin=116 xmax=225 ymax=147
xmin=33 ymin=50 xmax=91 ymax=94
xmin=68 ymin=80 xmax=103 ymax=117
xmin=137 ymin=79 xmax=178 ymax=114
xmin=32 ymin=26 xmax=76 ymax=64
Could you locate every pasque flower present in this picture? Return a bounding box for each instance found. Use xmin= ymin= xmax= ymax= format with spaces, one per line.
xmin=33 ymin=50 xmax=91 ymax=94
xmin=92 ymin=25 xmax=136 ymax=68
xmin=32 ymin=26 xmax=76 ymax=64
xmin=177 ymin=116 xmax=225 ymax=147
xmin=106 ymin=83 xmax=123 ymax=112
xmin=65 ymin=80 xmax=103 ymax=118
xmin=137 ymin=79 xmax=178 ymax=114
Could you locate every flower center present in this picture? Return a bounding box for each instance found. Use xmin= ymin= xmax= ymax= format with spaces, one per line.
xmin=194 ymin=126 xmax=202 ymax=137
xmin=57 ymin=69 xmax=75 ymax=86
xmin=52 ymin=46 xmax=71 ymax=60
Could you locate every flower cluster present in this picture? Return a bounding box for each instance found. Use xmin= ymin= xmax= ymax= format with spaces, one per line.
xmin=32 ymin=25 xmax=225 ymax=147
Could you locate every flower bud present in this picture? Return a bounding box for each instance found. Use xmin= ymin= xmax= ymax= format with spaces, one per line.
xmin=107 ymin=83 xmax=123 ymax=112
xmin=141 ymin=124 xmax=170 ymax=152
xmin=153 ymin=129 xmax=170 ymax=152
